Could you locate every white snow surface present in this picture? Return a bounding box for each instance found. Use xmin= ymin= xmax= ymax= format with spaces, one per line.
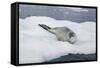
xmin=19 ymin=16 xmax=96 ymax=64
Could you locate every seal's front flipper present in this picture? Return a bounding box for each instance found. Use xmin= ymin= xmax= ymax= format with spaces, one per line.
xmin=38 ymin=24 xmax=51 ymax=31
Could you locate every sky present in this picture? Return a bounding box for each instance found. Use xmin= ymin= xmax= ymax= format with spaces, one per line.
xmin=19 ymin=4 xmax=96 ymax=23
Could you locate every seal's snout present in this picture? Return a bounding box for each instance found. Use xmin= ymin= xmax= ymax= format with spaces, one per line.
xmin=69 ymin=32 xmax=75 ymax=38
xmin=68 ymin=32 xmax=77 ymax=44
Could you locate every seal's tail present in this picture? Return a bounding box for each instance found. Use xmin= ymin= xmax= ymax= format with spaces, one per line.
xmin=38 ymin=24 xmax=51 ymax=31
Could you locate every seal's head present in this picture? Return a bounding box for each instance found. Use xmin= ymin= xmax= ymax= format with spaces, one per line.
xmin=49 ymin=27 xmax=77 ymax=44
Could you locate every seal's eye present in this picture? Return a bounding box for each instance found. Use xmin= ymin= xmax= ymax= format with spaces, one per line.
xmin=69 ymin=32 xmax=75 ymax=38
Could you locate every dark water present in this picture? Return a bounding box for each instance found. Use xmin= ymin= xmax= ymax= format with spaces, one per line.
xmin=19 ymin=4 xmax=96 ymax=23
xmin=46 ymin=54 xmax=96 ymax=62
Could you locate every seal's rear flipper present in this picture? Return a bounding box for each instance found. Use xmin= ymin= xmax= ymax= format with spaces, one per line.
xmin=38 ymin=24 xmax=51 ymax=31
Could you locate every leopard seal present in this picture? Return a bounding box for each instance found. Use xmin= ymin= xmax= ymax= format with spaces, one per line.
xmin=39 ymin=24 xmax=77 ymax=44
